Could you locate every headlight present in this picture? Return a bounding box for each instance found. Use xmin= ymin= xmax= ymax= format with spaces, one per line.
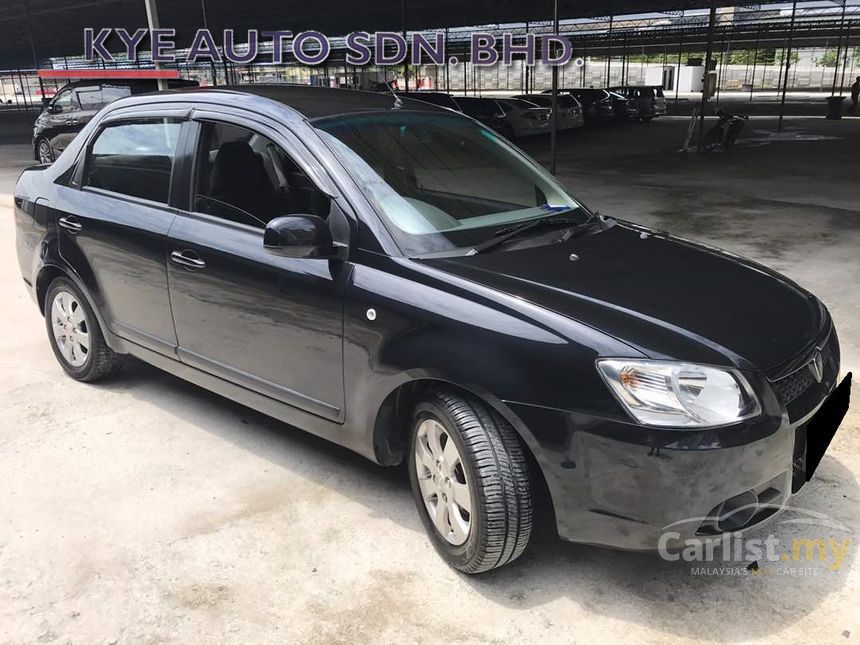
xmin=596 ymin=359 xmax=761 ymax=428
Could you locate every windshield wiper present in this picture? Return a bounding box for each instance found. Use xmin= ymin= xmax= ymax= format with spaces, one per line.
xmin=468 ymin=211 xmax=592 ymax=255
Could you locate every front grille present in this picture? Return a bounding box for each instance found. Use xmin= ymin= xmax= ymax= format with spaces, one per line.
xmin=774 ymin=367 xmax=816 ymax=404
xmin=771 ymin=327 xmax=839 ymax=406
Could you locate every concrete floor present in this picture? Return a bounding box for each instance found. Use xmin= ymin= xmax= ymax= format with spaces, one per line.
xmin=1 ymin=116 xmax=859 ymax=644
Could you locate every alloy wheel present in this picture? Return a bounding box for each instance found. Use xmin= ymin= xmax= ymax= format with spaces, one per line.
xmin=38 ymin=140 xmax=54 ymax=164
xmin=414 ymin=418 xmax=472 ymax=545
xmin=50 ymin=291 xmax=89 ymax=367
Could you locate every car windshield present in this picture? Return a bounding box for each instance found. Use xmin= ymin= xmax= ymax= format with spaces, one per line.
xmin=315 ymin=112 xmax=584 ymax=255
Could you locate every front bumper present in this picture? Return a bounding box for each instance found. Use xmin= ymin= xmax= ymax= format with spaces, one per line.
xmin=508 ymin=368 xmax=849 ymax=551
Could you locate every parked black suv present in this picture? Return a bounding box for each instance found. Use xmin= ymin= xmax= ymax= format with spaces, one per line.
xmin=33 ymin=78 xmax=198 ymax=164
xmin=15 ymin=86 xmax=850 ymax=574
xmin=610 ymin=85 xmax=668 ymax=120
xmin=544 ymin=88 xmax=615 ymax=123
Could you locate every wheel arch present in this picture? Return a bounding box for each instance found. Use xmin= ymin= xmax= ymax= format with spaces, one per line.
xmin=371 ymin=377 xmax=553 ymax=508
xmin=35 ymin=263 xmax=117 ymax=353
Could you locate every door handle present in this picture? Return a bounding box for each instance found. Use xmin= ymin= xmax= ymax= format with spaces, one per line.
xmin=170 ymin=250 xmax=206 ymax=271
xmin=64 ymin=119 xmax=79 ymax=126
xmin=58 ymin=215 xmax=82 ymax=234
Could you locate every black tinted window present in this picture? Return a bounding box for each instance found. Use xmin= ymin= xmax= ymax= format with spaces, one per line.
xmin=194 ymin=122 xmax=330 ymax=229
xmin=84 ymin=119 xmax=182 ymax=203
xmin=456 ymin=98 xmax=500 ymax=117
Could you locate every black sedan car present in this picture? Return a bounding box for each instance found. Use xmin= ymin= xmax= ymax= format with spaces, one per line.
xmin=397 ymin=91 xmax=462 ymax=111
xmin=33 ymin=78 xmax=198 ymax=164
xmin=14 ymin=86 xmax=850 ymax=573
xmin=451 ymin=96 xmax=509 ymax=135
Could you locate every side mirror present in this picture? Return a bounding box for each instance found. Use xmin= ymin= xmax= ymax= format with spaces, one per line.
xmin=264 ymin=214 xmax=342 ymax=259
xmin=47 ymin=103 xmax=61 ymax=114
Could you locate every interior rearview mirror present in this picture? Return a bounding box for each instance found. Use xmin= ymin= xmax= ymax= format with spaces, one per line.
xmin=264 ymin=214 xmax=343 ymax=259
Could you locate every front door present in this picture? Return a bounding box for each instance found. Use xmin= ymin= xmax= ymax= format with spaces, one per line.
xmin=41 ymin=87 xmax=80 ymax=156
xmin=166 ymin=119 xmax=348 ymax=421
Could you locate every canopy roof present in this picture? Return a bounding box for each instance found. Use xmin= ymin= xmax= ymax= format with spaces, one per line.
xmin=1 ymin=0 xmax=797 ymax=68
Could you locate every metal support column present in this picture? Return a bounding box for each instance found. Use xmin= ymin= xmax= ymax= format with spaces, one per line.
xmin=143 ymin=0 xmax=167 ymax=90
xmin=778 ymin=0 xmax=798 ymax=132
xmin=697 ymin=0 xmax=717 ymax=152
xmin=401 ymin=0 xmax=409 ymax=91
xmin=675 ymin=30 xmax=683 ymax=110
xmin=24 ymin=0 xmax=45 ymax=106
xmin=605 ymin=14 xmax=614 ymax=87
xmin=830 ymin=1 xmax=847 ymax=96
xmin=524 ymin=22 xmax=530 ymax=94
xmin=749 ymin=28 xmax=760 ymax=101
xmin=550 ymin=0 xmax=559 ymax=175
xmin=582 ymin=39 xmax=588 ymax=85
xmin=838 ymin=21 xmax=852 ymax=94
xmin=445 ymin=28 xmax=450 ymax=92
xmin=199 ymin=0 xmax=217 ymax=86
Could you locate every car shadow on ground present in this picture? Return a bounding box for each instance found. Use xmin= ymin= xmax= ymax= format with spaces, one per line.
xmin=103 ymin=356 xmax=859 ymax=642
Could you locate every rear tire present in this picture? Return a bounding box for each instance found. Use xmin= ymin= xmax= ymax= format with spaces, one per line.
xmin=44 ymin=277 xmax=124 ymax=382
xmin=408 ymin=389 xmax=533 ymax=574
xmin=37 ymin=138 xmax=54 ymax=165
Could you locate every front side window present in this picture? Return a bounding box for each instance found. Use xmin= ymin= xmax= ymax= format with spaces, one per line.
xmin=315 ymin=112 xmax=583 ymax=255
xmin=51 ymin=88 xmax=76 ymax=113
xmin=83 ymin=119 xmax=182 ymax=203
xmin=193 ymin=121 xmax=330 ymax=229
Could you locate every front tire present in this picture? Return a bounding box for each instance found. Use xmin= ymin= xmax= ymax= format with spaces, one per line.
xmin=44 ymin=277 xmax=124 ymax=382
xmin=409 ymin=389 xmax=533 ymax=573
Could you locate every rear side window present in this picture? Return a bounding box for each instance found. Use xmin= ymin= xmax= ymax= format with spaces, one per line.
xmin=101 ymin=85 xmax=133 ymax=105
xmin=83 ymin=119 xmax=182 ymax=204
xmin=75 ymin=86 xmax=103 ymax=110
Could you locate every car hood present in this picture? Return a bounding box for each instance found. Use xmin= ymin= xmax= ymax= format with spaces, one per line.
xmin=418 ymin=222 xmax=823 ymax=374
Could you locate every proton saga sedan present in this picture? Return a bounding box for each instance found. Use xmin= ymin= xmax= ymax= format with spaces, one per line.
xmin=14 ymin=86 xmax=850 ymax=573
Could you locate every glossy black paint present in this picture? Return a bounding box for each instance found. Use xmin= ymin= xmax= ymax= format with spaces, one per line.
xmin=14 ymin=86 xmax=844 ymax=551
xmin=264 ymin=214 xmax=339 ymax=258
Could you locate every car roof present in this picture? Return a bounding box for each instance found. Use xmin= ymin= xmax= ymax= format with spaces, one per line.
xmin=118 ymin=84 xmax=449 ymax=120
xmin=56 ymin=79 xmax=196 ymax=90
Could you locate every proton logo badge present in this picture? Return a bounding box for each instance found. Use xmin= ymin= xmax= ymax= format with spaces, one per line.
xmin=810 ymin=351 xmax=824 ymax=383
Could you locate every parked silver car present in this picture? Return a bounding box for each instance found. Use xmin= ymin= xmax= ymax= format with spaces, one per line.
xmin=494 ymin=98 xmax=552 ymax=138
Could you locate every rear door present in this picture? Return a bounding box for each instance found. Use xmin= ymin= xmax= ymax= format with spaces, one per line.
xmin=70 ymin=84 xmax=107 ymax=135
xmin=165 ymin=116 xmax=349 ymax=421
xmin=56 ymin=115 xmax=185 ymax=354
